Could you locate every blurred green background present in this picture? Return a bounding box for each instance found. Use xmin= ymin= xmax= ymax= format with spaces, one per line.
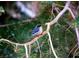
xmin=0 ymin=1 xmax=79 ymax=58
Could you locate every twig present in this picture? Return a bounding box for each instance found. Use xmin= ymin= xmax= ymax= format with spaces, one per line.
xmin=55 ymin=3 xmax=64 ymax=8
xmin=49 ymin=46 xmax=52 ymax=57
xmin=0 ymin=38 xmax=24 ymax=46
xmin=74 ymin=50 xmax=79 ymax=57
xmin=36 ymin=40 xmax=42 ymax=58
xmin=55 ymin=7 xmax=60 ymax=14
xmin=68 ymin=44 xmax=77 ymax=57
xmin=68 ymin=7 xmax=79 ymax=47
xmin=24 ymin=44 xmax=29 ymax=58
xmin=28 ymin=44 xmax=31 ymax=56
xmin=68 ymin=8 xmax=75 ymax=19
xmin=14 ymin=44 xmax=18 ymax=52
xmin=49 ymin=1 xmax=70 ymax=25
xmin=47 ymin=32 xmax=58 ymax=58
xmin=73 ymin=47 xmax=79 ymax=58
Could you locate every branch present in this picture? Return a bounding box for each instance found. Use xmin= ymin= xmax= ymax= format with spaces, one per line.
xmin=73 ymin=47 xmax=79 ymax=58
xmin=0 ymin=1 xmax=70 ymax=48
xmin=68 ymin=7 xmax=79 ymax=47
xmin=47 ymin=32 xmax=58 ymax=58
xmin=36 ymin=40 xmax=42 ymax=57
xmin=68 ymin=8 xmax=75 ymax=19
xmin=24 ymin=44 xmax=29 ymax=58
xmin=0 ymin=2 xmax=70 ymax=58
xmin=68 ymin=44 xmax=77 ymax=57
xmin=28 ymin=44 xmax=32 ymax=56
xmin=14 ymin=44 xmax=18 ymax=52
xmin=45 ymin=2 xmax=70 ymax=58
xmin=0 ymin=38 xmax=24 ymax=46
xmin=49 ymin=1 xmax=70 ymax=25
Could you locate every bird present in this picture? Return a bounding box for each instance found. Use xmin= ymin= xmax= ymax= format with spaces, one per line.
xmin=32 ymin=24 xmax=43 ymax=36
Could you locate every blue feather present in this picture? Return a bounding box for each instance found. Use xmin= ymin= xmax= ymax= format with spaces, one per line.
xmin=32 ymin=24 xmax=42 ymax=36
xmin=32 ymin=25 xmax=40 ymax=34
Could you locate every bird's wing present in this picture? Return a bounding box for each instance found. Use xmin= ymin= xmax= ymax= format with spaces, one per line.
xmin=32 ymin=26 xmax=39 ymax=34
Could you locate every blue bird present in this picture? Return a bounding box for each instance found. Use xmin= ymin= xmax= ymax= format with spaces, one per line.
xmin=32 ymin=24 xmax=43 ymax=36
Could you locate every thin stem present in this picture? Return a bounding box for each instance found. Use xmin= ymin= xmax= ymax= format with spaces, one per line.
xmin=73 ymin=47 xmax=79 ymax=58
xmin=14 ymin=44 xmax=18 ymax=52
xmin=68 ymin=7 xmax=79 ymax=47
xmin=0 ymin=38 xmax=24 ymax=46
xmin=68 ymin=44 xmax=77 ymax=57
xmin=36 ymin=40 xmax=42 ymax=58
xmin=28 ymin=44 xmax=31 ymax=56
xmin=47 ymin=32 xmax=58 ymax=58
xmin=24 ymin=44 xmax=29 ymax=58
xmin=50 ymin=1 xmax=70 ymax=25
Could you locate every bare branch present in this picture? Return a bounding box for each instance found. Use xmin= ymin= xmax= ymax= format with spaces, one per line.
xmin=73 ymin=47 xmax=79 ymax=58
xmin=68 ymin=7 xmax=79 ymax=47
xmin=24 ymin=44 xmax=29 ymax=58
xmin=68 ymin=44 xmax=77 ymax=57
xmin=0 ymin=1 xmax=70 ymax=46
xmin=0 ymin=2 xmax=71 ymax=58
xmin=68 ymin=8 xmax=75 ymax=19
xmin=28 ymin=44 xmax=32 ymax=56
xmin=47 ymin=32 xmax=58 ymax=58
xmin=49 ymin=1 xmax=70 ymax=25
xmin=36 ymin=40 xmax=42 ymax=57
xmin=0 ymin=1 xmax=70 ymax=49
xmin=0 ymin=38 xmax=24 ymax=46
